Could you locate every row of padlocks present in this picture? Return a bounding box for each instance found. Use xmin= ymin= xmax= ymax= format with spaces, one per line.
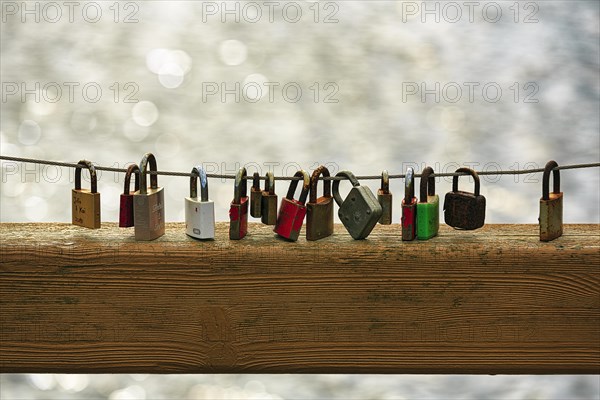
xmin=71 ymin=153 xmax=564 ymax=242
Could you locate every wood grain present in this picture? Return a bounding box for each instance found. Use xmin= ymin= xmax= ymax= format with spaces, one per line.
xmin=1 ymin=223 xmax=599 ymax=374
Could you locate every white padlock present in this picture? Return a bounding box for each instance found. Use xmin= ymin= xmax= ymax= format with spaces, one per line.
xmin=185 ymin=165 xmax=215 ymax=240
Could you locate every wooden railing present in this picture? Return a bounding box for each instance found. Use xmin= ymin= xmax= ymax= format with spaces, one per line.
xmin=1 ymin=223 xmax=598 ymax=374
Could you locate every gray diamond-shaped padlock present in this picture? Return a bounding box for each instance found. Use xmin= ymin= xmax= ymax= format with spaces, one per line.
xmin=333 ymin=170 xmax=382 ymax=240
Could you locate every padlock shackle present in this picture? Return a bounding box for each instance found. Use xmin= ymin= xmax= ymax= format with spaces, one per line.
xmin=309 ymin=165 xmax=331 ymax=204
xmin=74 ymin=160 xmax=97 ymax=193
xmin=419 ymin=166 xmax=435 ymax=203
xmin=252 ymin=172 xmax=261 ymax=191
xmin=233 ymin=167 xmax=247 ymax=204
xmin=332 ymin=170 xmax=360 ymax=207
xmin=139 ymin=153 xmax=158 ymax=194
xmin=380 ymin=170 xmax=390 ymax=194
xmin=264 ymin=172 xmax=275 ymax=195
xmin=123 ymin=164 xmax=140 ymax=196
xmin=542 ymin=160 xmax=560 ymax=200
xmin=286 ymin=170 xmax=310 ymax=204
xmin=452 ymin=167 xmax=480 ymax=196
xmin=404 ymin=167 xmax=415 ymax=203
xmin=190 ymin=166 xmax=209 ymax=201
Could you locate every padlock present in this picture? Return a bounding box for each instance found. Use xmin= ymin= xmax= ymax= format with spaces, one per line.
xmin=401 ymin=167 xmax=418 ymax=241
xmin=443 ymin=167 xmax=486 ymax=230
xmin=539 ymin=160 xmax=563 ymax=242
xmin=274 ymin=170 xmax=310 ymax=241
xmin=229 ymin=167 xmax=249 ymax=240
xmin=250 ymin=172 xmax=262 ymax=218
xmin=72 ymin=160 xmax=101 ymax=229
xmin=377 ymin=170 xmax=392 ymax=225
xmin=306 ymin=165 xmax=334 ymax=241
xmin=185 ymin=166 xmax=215 ymax=240
xmin=333 ymin=170 xmax=382 ymax=240
xmin=416 ymin=166 xmax=439 ymax=240
xmin=119 ymin=164 xmax=139 ymax=228
xmin=260 ymin=172 xmax=278 ymax=225
xmin=133 ymin=153 xmax=165 ymax=241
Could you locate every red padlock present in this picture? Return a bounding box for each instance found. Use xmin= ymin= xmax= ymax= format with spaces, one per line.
xmin=229 ymin=167 xmax=249 ymax=240
xmin=401 ymin=167 xmax=417 ymax=241
xmin=119 ymin=164 xmax=140 ymax=227
xmin=274 ymin=170 xmax=310 ymax=241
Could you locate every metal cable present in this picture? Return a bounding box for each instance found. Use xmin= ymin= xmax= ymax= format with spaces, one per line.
xmin=1 ymin=155 xmax=599 ymax=181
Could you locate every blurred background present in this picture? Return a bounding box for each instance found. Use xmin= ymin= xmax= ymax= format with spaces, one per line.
xmin=0 ymin=374 xmax=598 ymax=399
xmin=1 ymin=0 xmax=599 ymax=399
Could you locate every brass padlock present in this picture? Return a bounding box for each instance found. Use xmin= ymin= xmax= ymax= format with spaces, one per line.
xmin=260 ymin=172 xmax=278 ymax=225
xmin=377 ymin=170 xmax=392 ymax=225
xmin=133 ymin=153 xmax=165 ymax=241
xmin=250 ymin=172 xmax=262 ymax=218
xmin=306 ymin=165 xmax=334 ymax=241
xmin=72 ymin=160 xmax=101 ymax=229
xmin=539 ymin=160 xmax=563 ymax=241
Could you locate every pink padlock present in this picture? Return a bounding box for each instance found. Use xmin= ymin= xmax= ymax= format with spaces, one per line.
xmin=401 ymin=167 xmax=417 ymax=241
xmin=119 ymin=164 xmax=140 ymax=228
xmin=229 ymin=167 xmax=249 ymax=240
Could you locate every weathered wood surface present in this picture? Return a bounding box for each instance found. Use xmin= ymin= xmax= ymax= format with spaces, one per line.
xmin=0 ymin=223 xmax=599 ymax=374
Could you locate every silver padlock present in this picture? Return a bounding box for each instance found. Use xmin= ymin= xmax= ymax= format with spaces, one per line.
xmin=185 ymin=165 xmax=215 ymax=240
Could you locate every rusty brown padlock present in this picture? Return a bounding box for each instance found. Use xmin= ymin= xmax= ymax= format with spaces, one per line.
xmin=377 ymin=170 xmax=392 ymax=225
xmin=306 ymin=165 xmax=334 ymax=241
xmin=260 ymin=172 xmax=278 ymax=225
xmin=250 ymin=172 xmax=262 ymax=218
xmin=539 ymin=160 xmax=563 ymax=241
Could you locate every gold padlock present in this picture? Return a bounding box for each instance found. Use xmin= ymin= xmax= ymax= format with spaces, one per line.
xmin=72 ymin=160 xmax=101 ymax=229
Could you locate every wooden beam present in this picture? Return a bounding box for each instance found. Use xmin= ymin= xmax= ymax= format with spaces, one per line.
xmin=1 ymin=223 xmax=599 ymax=374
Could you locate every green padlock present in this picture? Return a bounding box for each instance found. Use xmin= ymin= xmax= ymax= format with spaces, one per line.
xmin=416 ymin=166 xmax=439 ymax=240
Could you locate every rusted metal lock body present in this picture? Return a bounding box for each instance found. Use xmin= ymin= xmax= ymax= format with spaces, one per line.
xmin=185 ymin=166 xmax=215 ymax=240
xmin=443 ymin=167 xmax=486 ymax=230
xmin=377 ymin=170 xmax=392 ymax=225
xmin=539 ymin=160 xmax=563 ymax=241
xmin=306 ymin=165 xmax=334 ymax=241
xmin=274 ymin=170 xmax=310 ymax=241
xmin=333 ymin=170 xmax=382 ymax=240
xmin=250 ymin=172 xmax=262 ymax=218
xmin=229 ymin=167 xmax=249 ymax=240
xmin=401 ymin=167 xmax=418 ymax=241
xmin=119 ymin=164 xmax=139 ymax=228
xmin=72 ymin=160 xmax=101 ymax=229
xmin=260 ymin=172 xmax=278 ymax=225
xmin=416 ymin=166 xmax=439 ymax=240
xmin=133 ymin=153 xmax=165 ymax=241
